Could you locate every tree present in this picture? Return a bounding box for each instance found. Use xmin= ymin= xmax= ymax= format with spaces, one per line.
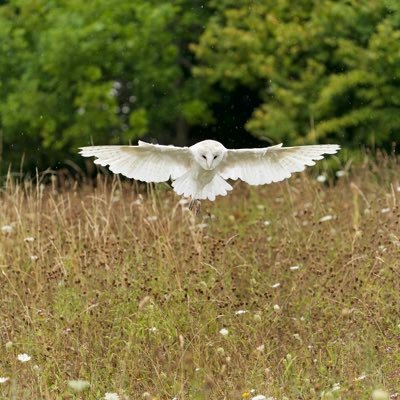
xmin=193 ymin=0 xmax=400 ymax=147
xmin=0 ymin=0 xmax=212 ymax=170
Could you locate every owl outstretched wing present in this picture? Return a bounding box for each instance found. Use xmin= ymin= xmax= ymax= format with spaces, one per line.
xmin=79 ymin=141 xmax=191 ymax=182
xmin=218 ymin=144 xmax=340 ymax=185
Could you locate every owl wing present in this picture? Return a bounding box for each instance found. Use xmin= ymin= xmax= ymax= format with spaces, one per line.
xmin=218 ymin=144 xmax=340 ymax=185
xmin=79 ymin=141 xmax=192 ymax=182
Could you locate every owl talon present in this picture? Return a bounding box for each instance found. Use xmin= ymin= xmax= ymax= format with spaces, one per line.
xmin=189 ymin=199 xmax=201 ymax=215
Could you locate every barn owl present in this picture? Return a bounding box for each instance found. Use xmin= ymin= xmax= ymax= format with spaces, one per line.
xmin=79 ymin=140 xmax=339 ymax=207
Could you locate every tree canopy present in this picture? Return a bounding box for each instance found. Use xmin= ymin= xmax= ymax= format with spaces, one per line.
xmin=0 ymin=0 xmax=399 ymax=171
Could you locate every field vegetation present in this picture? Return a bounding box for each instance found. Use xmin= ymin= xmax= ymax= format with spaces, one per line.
xmin=1 ymin=155 xmax=399 ymax=399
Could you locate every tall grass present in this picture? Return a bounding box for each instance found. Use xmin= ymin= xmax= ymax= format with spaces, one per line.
xmin=0 ymin=155 xmax=399 ymax=399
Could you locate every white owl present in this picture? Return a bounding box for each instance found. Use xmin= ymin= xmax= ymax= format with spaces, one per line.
xmin=79 ymin=140 xmax=339 ymax=204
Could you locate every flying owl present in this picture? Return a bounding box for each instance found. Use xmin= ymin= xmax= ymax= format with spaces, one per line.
xmin=79 ymin=140 xmax=340 ymax=207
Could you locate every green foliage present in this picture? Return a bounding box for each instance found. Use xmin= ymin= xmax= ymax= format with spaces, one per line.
xmin=193 ymin=0 xmax=400 ymax=147
xmin=1 ymin=0 xmax=400 ymax=172
xmin=0 ymin=0 xmax=211 ymax=169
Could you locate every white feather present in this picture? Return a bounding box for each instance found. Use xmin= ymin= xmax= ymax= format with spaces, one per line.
xmin=219 ymin=144 xmax=340 ymax=185
xmin=79 ymin=143 xmax=191 ymax=182
xmin=79 ymin=140 xmax=340 ymax=201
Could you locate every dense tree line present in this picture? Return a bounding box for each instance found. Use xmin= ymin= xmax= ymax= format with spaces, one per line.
xmin=0 ymin=0 xmax=399 ymax=171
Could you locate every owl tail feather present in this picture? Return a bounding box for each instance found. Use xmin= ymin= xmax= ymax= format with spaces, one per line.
xmin=172 ymin=172 xmax=232 ymax=201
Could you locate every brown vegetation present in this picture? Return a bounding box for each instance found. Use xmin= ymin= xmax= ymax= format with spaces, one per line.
xmin=0 ymin=156 xmax=399 ymax=399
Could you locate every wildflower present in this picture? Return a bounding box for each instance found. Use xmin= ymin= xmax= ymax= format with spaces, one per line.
xmin=146 ymin=216 xmax=158 ymax=222
xmin=30 ymin=255 xmax=38 ymax=261
xmin=316 ymin=175 xmax=327 ymax=183
xmin=17 ymin=353 xmax=31 ymax=362
xmin=271 ymin=283 xmax=280 ymax=289
xmin=336 ymin=170 xmax=347 ymax=177
xmin=355 ymin=374 xmax=367 ymax=381
xmin=319 ymin=215 xmax=334 ymax=222
xmin=332 ymin=383 xmax=341 ymax=392
xmin=242 ymin=392 xmax=251 ymax=399
xmin=1 ymin=225 xmax=13 ymax=234
xmin=372 ymin=389 xmax=389 ymax=400
xmin=381 ymin=208 xmax=390 ymax=214
xmin=24 ymin=237 xmax=35 ymax=242
xmin=256 ymin=344 xmax=265 ymax=353
xmin=219 ymin=328 xmax=229 ymax=336
xmin=149 ymin=327 xmax=158 ymax=333
xmin=273 ymin=304 xmax=280 ymax=311
xmin=235 ymin=310 xmax=247 ymax=315
xmin=0 ymin=377 xmax=10 ymax=384
xmin=195 ymin=223 xmax=208 ymax=229
xmin=263 ymin=220 xmax=271 ymax=226
xmin=104 ymin=393 xmax=120 ymax=400
xmin=68 ymin=380 xmax=90 ymax=392
xmin=290 ymin=265 xmax=300 ymax=271
xmin=251 ymin=395 xmax=268 ymax=400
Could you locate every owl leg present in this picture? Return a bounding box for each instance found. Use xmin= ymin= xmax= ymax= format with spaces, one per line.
xmin=189 ymin=199 xmax=201 ymax=215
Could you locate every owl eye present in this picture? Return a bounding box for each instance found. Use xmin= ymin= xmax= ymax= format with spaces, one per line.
xmin=202 ymin=155 xmax=207 ymax=159
xmin=213 ymin=155 xmax=218 ymax=160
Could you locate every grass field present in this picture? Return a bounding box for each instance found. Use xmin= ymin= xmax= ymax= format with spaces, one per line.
xmin=0 ymin=156 xmax=399 ymax=399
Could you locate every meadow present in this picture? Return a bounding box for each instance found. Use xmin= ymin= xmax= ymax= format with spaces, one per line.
xmin=0 ymin=155 xmax=399 ymax=399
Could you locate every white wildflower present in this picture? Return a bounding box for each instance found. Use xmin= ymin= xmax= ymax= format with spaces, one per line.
xmin=289 ymin=265 xmax=300 ymax=271
xmin=17 ymin=353 xmax=31 ymax=362
xmin=149 ymin=327 xmax=158 ymax=333
xmin=336 ymin=170 xmax=347 ymax=177
xmin=332 ymin=383 xmax=341 ymax=392
xmin=0 ymin=377 xmax=10 ymax=384
xmin=263 ymin=220 xmax=271 ymax=226
xmin=273 ymin=304 xmax=281 ymax=311
xmin=24 ymin=237 xmax=35 ymax=242
xmin=317 ymin=175 xmax=327 ymax=183
xmin=256 ymin=344 xmax=265 ymax=353
xmin=251 ymin=395 xmax=268 ymax=400
xmin=68 ymin=380 xmax=90 ymax=392
xmin=319 ymin=215 xmax=334 ymax=222
xmin=104 ymin=393 xmax=120 ymax=400
xmin=235 ymin=310 xmax=247 ymax=315
xmin=195 ymin=223 xmax=208 ymax=229
xmin=372 ymin=389 xmax=389 ymax=400
xmin=355 ymin=374 xmax=367 ymax=381
xmin=219 ymin=328 xmax=229 ymax=336
xmin=381 ymin=208 xmax=390 ymax=214
xmin=146 ymin=216 xmax=158 ymax=222
xmin=1 ymin=225 xmax=13 ymax=234
xmin=30 ymin=255 xmax=38 ymax=261
xmin=271 ymin=282 xmax=280 ymax=288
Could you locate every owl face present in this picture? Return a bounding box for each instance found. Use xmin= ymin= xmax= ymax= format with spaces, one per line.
xmin=191 ymin=140 xmax=227 ymax=170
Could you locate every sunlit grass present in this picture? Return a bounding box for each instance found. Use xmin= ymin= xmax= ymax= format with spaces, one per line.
xmin=0 ymin=155 xmax=399 ymax=399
